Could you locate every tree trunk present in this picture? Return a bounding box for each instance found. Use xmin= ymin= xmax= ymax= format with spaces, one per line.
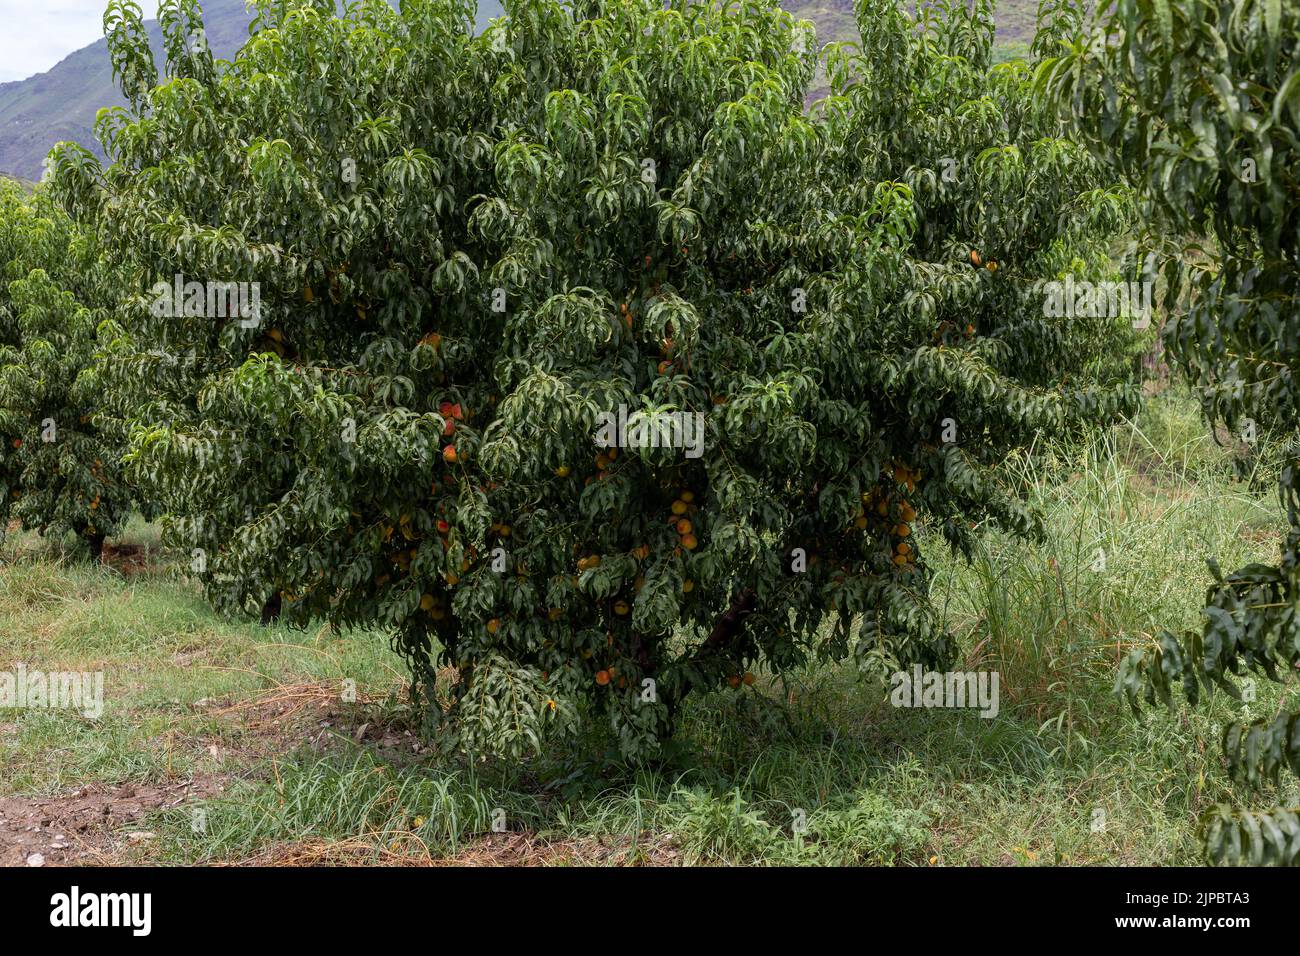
xmin=260 ymin=592 xmax=282 ymax=626
xmin=662 ymin=588 xmax=760 ymax=728
xmin=704 ymin=588 xmax=758 ymax=650
xmin=84 ymin=530 xmax=105 ymax=563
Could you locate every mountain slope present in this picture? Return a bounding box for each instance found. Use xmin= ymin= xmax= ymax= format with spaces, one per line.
xmin=1 ymin=0 xmax=256 ymax=180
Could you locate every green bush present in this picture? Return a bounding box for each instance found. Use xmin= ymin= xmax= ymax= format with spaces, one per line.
xmin=0 ymin=181 xmax=133 ymax=557
xmin=48 ymin=0 xmax=1137 ymax=760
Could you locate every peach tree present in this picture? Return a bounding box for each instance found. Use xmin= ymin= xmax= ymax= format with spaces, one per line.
xmin=0 ymin=180 xmax=131 ymax=558
xmin=1040 ymin=0 xmax=1300 ymax=863
xmin=52 ymin=0 xmax=1137 ymax=759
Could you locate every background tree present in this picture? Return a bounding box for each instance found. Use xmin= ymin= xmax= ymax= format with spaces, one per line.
xmin=52 ymin=0 xmax=1138 ymax=760
xmin=1039 ymin=0 xmax=1300 ymax=864
xmin=0 ymin=180 xmax=131 ymax=559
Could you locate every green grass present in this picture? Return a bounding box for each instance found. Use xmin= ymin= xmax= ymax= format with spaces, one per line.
xmin=0 ymin=528 xmax=401 ymax=796
xmin=1 ymin=388 xmax=1295 ymax=865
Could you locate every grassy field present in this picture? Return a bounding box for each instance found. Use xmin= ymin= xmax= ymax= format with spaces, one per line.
xmin=2 ymin=389 xmax=1296 ymax=866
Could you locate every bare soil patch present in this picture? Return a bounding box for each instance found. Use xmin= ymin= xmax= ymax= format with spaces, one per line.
xmin=0 ymin=776 xmax=225 ymax=867
xmin=100 ymin=541 xmax=156 ymax=576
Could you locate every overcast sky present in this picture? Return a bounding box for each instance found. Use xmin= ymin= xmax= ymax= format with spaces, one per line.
xmin=0 ymin=1 xmax=160 ymax=82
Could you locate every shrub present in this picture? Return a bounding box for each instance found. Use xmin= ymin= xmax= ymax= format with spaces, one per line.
xmin=50 ymin=0 xmax=1136 ymax=759
xmin=0 ymin=181 xmax=132 ymax=558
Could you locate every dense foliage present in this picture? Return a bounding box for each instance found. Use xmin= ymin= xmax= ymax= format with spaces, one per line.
xmin=1040 ymin=0 xmax=1300 ymax=864
xmin=44 ymin=0 xmax=1138 ymax=759
xmin=0 ymin=180 xmax=131 ymax=556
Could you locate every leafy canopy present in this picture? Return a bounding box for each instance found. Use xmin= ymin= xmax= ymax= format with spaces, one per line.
xmin=0 ymin=181 xmax=132 ymax=553
xmin=50 ymin=0 xmax=1137 ymax=759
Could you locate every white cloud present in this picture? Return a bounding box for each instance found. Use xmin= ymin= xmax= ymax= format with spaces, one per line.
xmin=0 ymin=1 xmax=160 ymax=82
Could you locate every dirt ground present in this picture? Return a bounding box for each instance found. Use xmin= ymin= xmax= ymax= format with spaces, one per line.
xmin=0 ymin=777 xmax=226 ymax=866
xmin=0 ymin=679 xmax=646 ymax=867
